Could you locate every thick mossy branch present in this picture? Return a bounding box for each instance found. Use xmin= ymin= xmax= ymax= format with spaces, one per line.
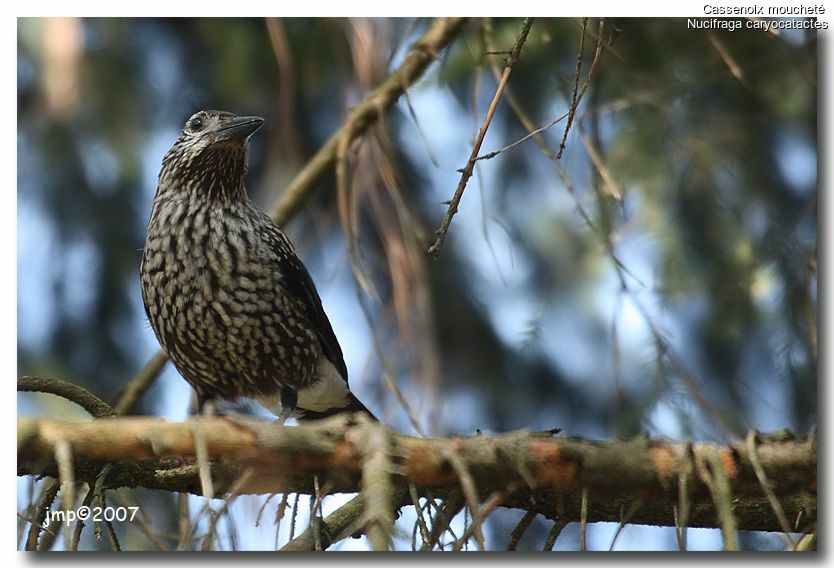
xmin=17 ymin=416 xmax=815 ymax=534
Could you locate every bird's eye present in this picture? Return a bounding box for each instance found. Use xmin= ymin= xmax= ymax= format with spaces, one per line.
xmin=189 ymin=117 xmax=204 ymax=131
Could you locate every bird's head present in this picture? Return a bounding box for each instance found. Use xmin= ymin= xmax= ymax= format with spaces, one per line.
xmin=158 ymin=110 xmax=264 ymax=203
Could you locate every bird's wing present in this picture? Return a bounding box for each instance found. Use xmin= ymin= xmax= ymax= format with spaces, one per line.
xmin=279 ymin=254 xmax=349 ymax=383
xmin=266 ymin=225 xmax=349 ymax=384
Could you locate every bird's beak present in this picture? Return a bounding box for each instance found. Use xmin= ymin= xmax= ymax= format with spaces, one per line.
xmin=216 ymin=116 xmax=264 ymax=141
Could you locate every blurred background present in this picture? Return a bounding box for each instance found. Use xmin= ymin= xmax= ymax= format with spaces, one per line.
xmin=17 ymin=17 xmax=817 ymax=551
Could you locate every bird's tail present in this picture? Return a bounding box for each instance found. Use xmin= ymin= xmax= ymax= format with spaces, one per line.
xmin=297 ymin=392 xmax=378 ymax=422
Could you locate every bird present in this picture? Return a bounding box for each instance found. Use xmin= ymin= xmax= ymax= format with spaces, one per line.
xmin=140 ymin=109 xmax=375 ymax=423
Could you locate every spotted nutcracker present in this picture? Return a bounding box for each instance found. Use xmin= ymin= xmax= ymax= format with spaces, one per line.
xmin=140 ymin=110 xmax=375 ymax=422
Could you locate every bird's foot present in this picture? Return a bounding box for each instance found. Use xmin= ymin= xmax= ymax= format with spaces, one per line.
xmin=274 ymin=386 xmax=298 ymax=426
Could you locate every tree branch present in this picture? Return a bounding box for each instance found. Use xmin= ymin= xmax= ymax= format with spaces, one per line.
xmin=18 ymin=417 xmax=816 ymax=534
xmin=427 ymin=17 xmax=534 ymax=258
xmin=18 ymin=376 xmax=114 ymax=418
xmin=269 ymin=17 xmax=467 ymax=226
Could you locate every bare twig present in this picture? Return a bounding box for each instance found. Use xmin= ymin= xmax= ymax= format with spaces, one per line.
xmin=556 ymin=18 xmax=605 ymax=159
xmin=427 ymin=18 xmax=534 ymax=258
xmin=24 ymin=480 xmax=59 ymax=551
xmin=18 ymin=376 xmax=114 ymax=418
xmin=402 ymin=81 xmax=439 ymax=167
xmin=280 ymin=494 xmax=364 ymax=551
xmin=474 ymin=112 xmax=569 ymax=162
xmin=273 ymin=493 xmax=289 ymax=550
xmin=107 ymin=491 xmax=168 ymax=550
xmin=695 ymin=447 xmax=739 ymax=551
xmin=543 ymin=517 xmax=569 ymax=551
xmin=54 ymin=439 xmax=76 ymax=550
xmin=112 ymin=351 xmax=168 ymax=416
xmin=451 ymin=489 xmax=508 ymax=551
xmin=746 ymin=431 xmax=796 ymax=545
xmin=289 ymin=493 xmax=300 ymax=541
xmin=71 ymin=477 xmax=99 ymax=551
xmin=481 ymin=18 xmax=556 ymax=161
xmin=443 ymin=447 xmax=486 ymax=550
xmin=177 ymin=493 xmax=191 ymax=550
xmin=707 ymin=31 xmax=745 ymax=83
xmin=422 ymin=493 xmax=465 ymax=551
xmin=675 ymin=444 xmax=694 ymax=551
xmin=190 ymin=421 xmax=214 ymax=500
xmin=203 ymin=469 xmax=254 ymax=551
xmin=102 ymin=511 xmax=121 ymax=551
xmin=579 ymin=488 xmax=588 ymax=551
xmin=409 ymin=483 xmax=431 ymax=548
xmin=557 ymin=17 xmax=589 ymax=159
xmin=507 ymin=510 xmax=537 ymax=550
xmin=608 ymin=499 xmax=643 ymax=551
xmin=309 ymin=476 xmax=327 ymax=551
xmin=580 ymin=133 xmax=623 ymax=201
xmin=86 ymin=464 xmax=114 ymax=545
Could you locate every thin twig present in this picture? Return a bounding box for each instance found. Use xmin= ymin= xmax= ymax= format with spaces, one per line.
xmin=177 ymin=493 xmax=191 ymax=550
xmin=421 ymin=493 xmax=465 ymax=551
xmin=474 ymin=112 xmax=569 ymax=162
xmin=112 ymin=351 xmax=168 ymax=416
xmin=556 ymin=18 xmax=605 ymax=159
xmin=746 ymin=431 xmax=796 ymax=544
xmin=579 ymin=488 xmax=588 ymax=551
xmin=70 ymin=479 xmax=99 ymax=551
xmin=280 ymin=494 xmax=366 ymax=552
xmin=506 ymin=510 xmax=537 ymax=550
xmin=543 ymin=517 xmax=568 ymax=551
xmin=273 ymin=493 xmax=289 ymax=550
xmin=102 ymin=511 xmax=121 ymax=551
xmin=54 ymin=439 xmax=76 ymax=550
xmin=289 ymin=493 xmax=300 ymax=541
xmin=580 ymin=132 xmax=623 ymax=201
xmin=203 ymin=469 xmax=254 ymax=551
xmin=18 ymin=376 xmax=114 ymax=418
xmin=310 ymin=476 xmax=324 ymax=551
xmin=427 ymin=17 xmax=534 ymax=258
xmin=190 ymin=421 xmax=214 ymax=500
xmin=101 ymin=487 xmax=174 ymax=550
xmin=443 ymin=447 xmax=486 ymax=550
xmin=451 ymin=489 xmax=507 ymax=551
xmin=482 ymin=18 xmax=556 ymax=161
xmin=557 ymin=17 xmax=589 ymax=159
xmin=608 ymin=499 xmax=643 ymax=551
xmin=409 ymin=483 xmax=431 ymax=548
xmin=84 ymin=464 xmax=114 ymax=547
xmin=707 ymin=31 xmax=745 ymax=83
xmin=254 ymin=493 xmax=277 ymax=528
xmin=25 ymin=480 xmax=59 ymax=551
xmin=675 ymin=443 xmax=694 ymax=551
xmin=402 ymin=79 xmax=439 ymax=167
xmin=695 ymin=447 xmax=739 ymax=551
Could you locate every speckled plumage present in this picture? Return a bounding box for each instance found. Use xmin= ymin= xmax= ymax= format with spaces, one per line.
xmin=140 ymin=110 xmax=373 ymax=421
